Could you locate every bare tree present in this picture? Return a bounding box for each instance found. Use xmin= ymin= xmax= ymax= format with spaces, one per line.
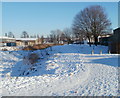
xmin=49 ymin=34 xmax=54 ymax=43
xmin=73 ymin=5 xmax=111 ymax=46
xmin=56 ymin=29 xmax=63 ymax=44
xmin=5 ymin=33 xmax=7 ymax=37
xmin=37 ymin=34 xmax=40 ymax=38
xmin=63 ymin=28 xmax=73 ymax=44
xmin=50 ymin=30 xmax=57 ymax=44
xmin=37 ymin=34 xmax=41 ymax=44
xmin=33 ymin=34 xmax=37 ymax=38
xmin=21 ymin=31 xmax=29 ymax=38
xmin=8 ymin=32 xmax=15 ymax=38
xmin=41 ymin=35 xmax=44 ymax=44
xmin=50 ymin=29 xmax=62 ymax=44
xmin=72 ymin=28 xmax=86 ymax=44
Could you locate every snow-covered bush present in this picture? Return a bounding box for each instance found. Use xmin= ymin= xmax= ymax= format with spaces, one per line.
xmin=23 ymin=53 xmax=40 ymax=65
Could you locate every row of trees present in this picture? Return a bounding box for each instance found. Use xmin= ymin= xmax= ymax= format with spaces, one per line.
xmin=5 ymin=32 xmax=15 ymax=38
xmin=5 ymin=31 xmax=43 ymax=39
xmin=48 ymin=28 xmax=74 ymax=44
xmin=5 ymin=29 xmax=74 ymax=44
xmin=48 ymin=5 xmax=111 ymax=46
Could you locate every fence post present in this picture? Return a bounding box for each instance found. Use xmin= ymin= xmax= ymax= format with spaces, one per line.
xmin=100 ymin=50 xmax=102 ymax=54
xmin=91 ymin=50 xmax=94 ymax=54
xmin=108 ymin=50 xmax=111 ymax=54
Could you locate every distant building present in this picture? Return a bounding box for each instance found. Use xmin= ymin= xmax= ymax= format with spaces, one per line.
xmin=98 ymin=34 xmax=112 ymax=46
xmin=108 ymin=28 xmax=120 ymax=54
xmin=0 ymin=36 xmax=44 ymax=47
xmin=43 ymin=38 xmax=51 ymax=44
xmin=0 ymin=37 xmax=16 ymax=46
xmin=15 ymin=38 xmax=39 ymax=46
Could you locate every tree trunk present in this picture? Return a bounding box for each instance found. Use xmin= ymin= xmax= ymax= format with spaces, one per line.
xmin=94 ymin=36 xmax=98 ymax=46
xmin=88 ymin=37 xmax=91 ymax=47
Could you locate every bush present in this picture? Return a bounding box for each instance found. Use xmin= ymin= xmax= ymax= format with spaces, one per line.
xmin=2 ymin=48 xmax=8 ymax=51
xmin=33 ymin=44 xmax=47 ymax=50
xmin=22 ymin=44 xmax=63 ymax=51
xmin=23 ymin=46 xmax=37 ymax=51
xmin=23 ymin=53 xmax=40 ymax=65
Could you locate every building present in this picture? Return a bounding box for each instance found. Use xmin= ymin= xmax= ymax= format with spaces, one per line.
xmin=0 ymin=36 xmax=43 ymax=47
xmin=15 ymin=38 xmax=40 ymax=46
xmin=98 ymin=34 xmax=112 ymax=46
xmin=0 ymin=37 xmax=16 ymax=46
xmin=108 ymin=28 xmax=120 ymax=54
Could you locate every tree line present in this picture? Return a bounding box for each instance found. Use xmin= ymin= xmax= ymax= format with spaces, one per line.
xmin=48 ymin=28 xmax=74 ymax=44
xmin=4 ymin=5 xmax=111 ymax=46
xmin=48 ymin=5 xmax=111 ymax=46
xmin=5 ymin=31 xmax=42 ymax=38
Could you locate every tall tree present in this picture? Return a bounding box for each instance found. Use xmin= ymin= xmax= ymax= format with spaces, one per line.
xmin=50 ymin=30 xmax=57 ymax=44
xmin=37 ymin=34 xmax=40 ymax=38
xmin=63 ymin=28 xmax=73 ymax=44
xmin=33 ymin=34 xmax=37 ymax=38
xmin=73 ymin=5 xmax=111 ymax=46
xmin=8 ymin=32 xmax=15 ymax=38
xmin=41 ymin=35 xmax=44 ymax=44
xmin=50 ymin=29 xmax=62 ymax=44
xmin=21 ymin=31 xmax=29 ymax=38
xmin=56 ymin=29 xmax=62 ymax=44
xmin=5 ymin=33 xmax=7 ymax=37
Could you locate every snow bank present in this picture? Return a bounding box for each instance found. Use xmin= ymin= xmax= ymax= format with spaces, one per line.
xmin=0 ymin=44 xmax=119 ymax=96
xmin=0 ymin=46 xmax=23 ymax=51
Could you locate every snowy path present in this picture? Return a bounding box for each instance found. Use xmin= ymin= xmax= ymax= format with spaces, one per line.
xmin=72 ymin=54 xmax=118 ymax=96
xmin=1 ymin=44 xmax=119 ymax=96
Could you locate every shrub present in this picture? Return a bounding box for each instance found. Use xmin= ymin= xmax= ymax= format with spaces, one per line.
xmin=23 ymin=46 xmax=37 ymax=51
xmin=2 ymin=48 xmax=8 ymax=51
xmin=22 ymin=44 xmax=63 ymax=51
xmin=29 ymin=53 xmax=39 ymax=64
xmin=23 ymin=53 xmax=40 ymax=65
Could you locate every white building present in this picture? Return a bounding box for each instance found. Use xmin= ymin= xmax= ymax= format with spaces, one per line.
xmin=0 ymin=37 xmax=16 ymax=46
xmin=15 ymin=38 xmax=40 ymax=46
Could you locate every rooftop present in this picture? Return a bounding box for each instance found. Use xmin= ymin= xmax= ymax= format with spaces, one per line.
xmin=16 ymin=38 xmax=38 ymax=41
xmin=0 ymin=36 xmax=16 ymax=40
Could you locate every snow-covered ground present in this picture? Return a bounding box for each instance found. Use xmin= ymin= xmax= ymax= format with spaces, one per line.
xmin=0 ymin=46 xmax=23 ymax=51
xmin=0 ymin=44 xmax=119 ymax=96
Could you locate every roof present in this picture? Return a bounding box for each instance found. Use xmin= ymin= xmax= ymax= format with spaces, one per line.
xmin=0 ymin=36 xmax=15 ymax=40
xmin=16 ymin=38 xmax=38 ymax=41
xmin=114 ymin=27 xmax=120 ymax=31
xmin=114 ymin=27 xmax=120 ymax=32
xmin=0 ymin=36 xmax=38 ymax=41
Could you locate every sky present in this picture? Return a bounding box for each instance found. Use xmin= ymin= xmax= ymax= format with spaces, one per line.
xmin=1 ymin=0 xmax=119 ymax=2
xmin=0 ymin=2 xmax=2 ymax=35
xmin=118 ymin=1 xmax=120 ymax=27
xmin=1 ymin=2 xmax=118 ymax=38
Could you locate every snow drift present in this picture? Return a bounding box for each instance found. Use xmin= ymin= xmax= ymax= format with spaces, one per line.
xmin=0 ymin=44 xmax=119 ymax=96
